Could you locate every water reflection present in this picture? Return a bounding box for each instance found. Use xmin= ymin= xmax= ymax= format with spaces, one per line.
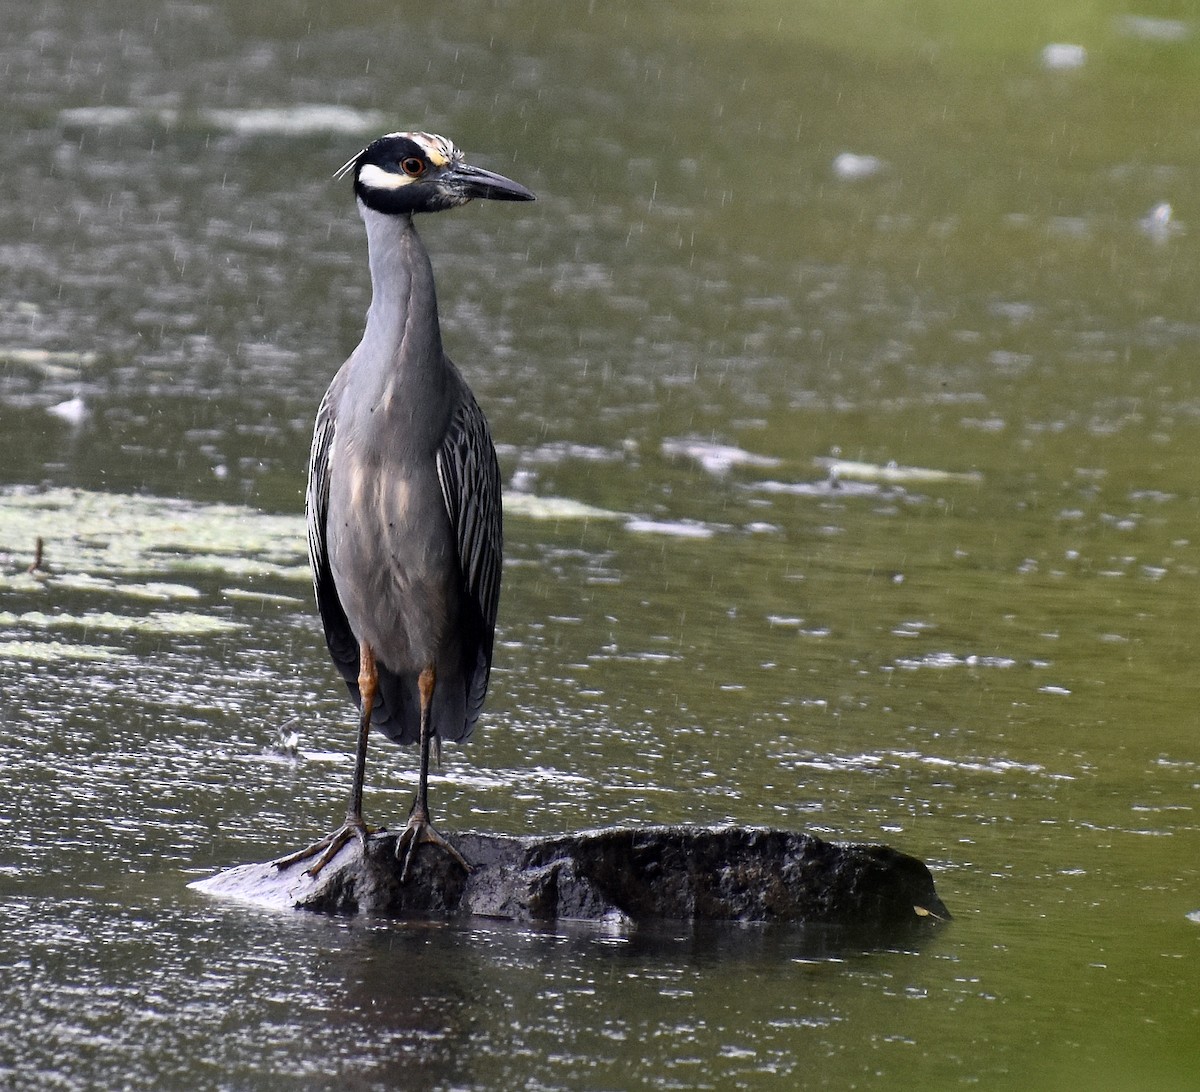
xmin=6 ymin=868 xmax=953 ymax=1090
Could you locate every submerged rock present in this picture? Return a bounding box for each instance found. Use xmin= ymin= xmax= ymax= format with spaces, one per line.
xmin=191 ymin=826 xmax=950 ymax=930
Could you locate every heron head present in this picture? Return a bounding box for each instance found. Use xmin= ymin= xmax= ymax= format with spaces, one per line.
xmin=337 ymin=131 xmax=535 ymax=215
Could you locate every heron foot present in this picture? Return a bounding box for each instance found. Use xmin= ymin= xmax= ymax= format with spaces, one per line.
xmin=271 ymin=817 xmax=374 ymax=877
xmin=394 ymin=814 xmax=469 ymax=883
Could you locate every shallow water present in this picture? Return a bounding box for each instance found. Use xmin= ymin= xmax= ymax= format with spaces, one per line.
xmin=2 ymin=1 xmax=1199 ymax=1088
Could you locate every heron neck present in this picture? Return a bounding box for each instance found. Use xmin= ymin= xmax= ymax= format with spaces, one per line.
xmin=358 ymin=204 xmax=445 ymax=378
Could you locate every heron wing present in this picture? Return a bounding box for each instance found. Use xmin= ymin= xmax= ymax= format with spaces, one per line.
xmin=436 ymin=385 xmax=503 ymax=723
xmin=307 ymin=380 xmax=361 ymax=692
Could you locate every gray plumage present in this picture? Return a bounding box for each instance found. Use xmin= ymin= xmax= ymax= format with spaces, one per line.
xmin=308 ymin=210 xmax=501 ymax=745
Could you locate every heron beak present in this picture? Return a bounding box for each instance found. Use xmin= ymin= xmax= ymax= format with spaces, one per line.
xmin=446 ymin=163 xmax=536 ymax=203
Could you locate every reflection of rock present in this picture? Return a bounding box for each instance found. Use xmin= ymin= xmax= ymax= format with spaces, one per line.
xmin=193 ymin=826 xmax=951 ymax=931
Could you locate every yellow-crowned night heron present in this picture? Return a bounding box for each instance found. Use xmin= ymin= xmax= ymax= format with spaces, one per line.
xmin=274 ymin=132 xmax=534 ymax=879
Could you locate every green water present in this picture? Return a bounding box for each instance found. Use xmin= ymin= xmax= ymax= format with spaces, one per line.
xmin=1 ymin=1 xmax=1198 ymax=1087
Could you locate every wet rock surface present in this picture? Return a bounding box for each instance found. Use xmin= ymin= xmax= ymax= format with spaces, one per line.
xmin=191 ymin=826 xmax=951 ymax=930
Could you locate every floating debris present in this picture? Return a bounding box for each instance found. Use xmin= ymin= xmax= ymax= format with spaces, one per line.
xmin=624 ymin=518 xmax=715 ymax=539
xmin=0 ymin=638 xmax=131 ymax=663
xmin=222 ymin=588 xmax=306 ymax=606
xmin=0 ymin=347 xmax=98 ymax=378
xmin=755 ymin=477 xmax=884 ymax=498
xmin=895 ymin=652 xmax=1018 ymax=670
xmin=814 ymin=457 xmax=983 ymax=485
xmin=58 ymin=104 xmax=387 ymax=135
xmin=1041 ymin=43 xmax=1087 ymax=70
xmin=57 ymin=105 xmax=177 ymax=127
xmin=519 ymin=441 xmax=625 ymax=465
xmin=503 ymin=492 xmax=624 ymax=522
xmin=121 ymin=582 xmax=203 ymax=601
xmin=0 ymin=487 xmax=308 ymax=588
xmin=46 ymin=395 xmax=89 ymax=425
xmin=0 ymin=608 xmax=240 ymax=636
xmin=1115 ymin=15 xmax=1190 ymax=43
xmin=201 ymin=105 xmax=388 ymax=136
xmin=264 ymin=722 xmax=302 ymax=760
xmin=832 ymin=152 xmax=886 ymax=181
xmin=662 ymin=438 xmax=781 ymax=476
xmin=1139 ymin=202 xmax=1181 ymax=242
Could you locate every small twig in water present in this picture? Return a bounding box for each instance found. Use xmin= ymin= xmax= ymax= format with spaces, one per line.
xmin=27 ymin=536 xmax=48 ymax=574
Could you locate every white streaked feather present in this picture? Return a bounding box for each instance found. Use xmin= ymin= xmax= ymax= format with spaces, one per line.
xmin=333 ymin=149 xmax=363 ymax=180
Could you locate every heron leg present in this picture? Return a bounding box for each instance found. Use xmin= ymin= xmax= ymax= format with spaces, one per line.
xmin=395 ymin=665 xmax=470 ymax=882
xmin=272 ymin=642 xmax=379 ymax=875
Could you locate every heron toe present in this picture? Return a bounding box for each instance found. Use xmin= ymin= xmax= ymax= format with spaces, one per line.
xmin=395 ymin=813 xmax=469 ymax=883
xmin=271 ymin=816 xmax=374 ymax=877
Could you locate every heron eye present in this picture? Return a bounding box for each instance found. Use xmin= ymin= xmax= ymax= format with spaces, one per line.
xmin=400 ymin=157 xmax=425 ymax=177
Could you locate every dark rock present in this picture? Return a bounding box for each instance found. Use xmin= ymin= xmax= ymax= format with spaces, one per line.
xmin=191 ymin=826 xmax=950 ymax=931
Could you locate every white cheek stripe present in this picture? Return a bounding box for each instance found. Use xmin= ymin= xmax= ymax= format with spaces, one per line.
xmin=358 ymin=163 xmax=414 ymax=191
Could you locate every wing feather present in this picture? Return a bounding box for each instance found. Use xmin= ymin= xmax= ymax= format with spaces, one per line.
xmin=307 ymin=381 xmax=361 ymax=692
xmin=436 ymin=386 xmax=503 ymax=724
